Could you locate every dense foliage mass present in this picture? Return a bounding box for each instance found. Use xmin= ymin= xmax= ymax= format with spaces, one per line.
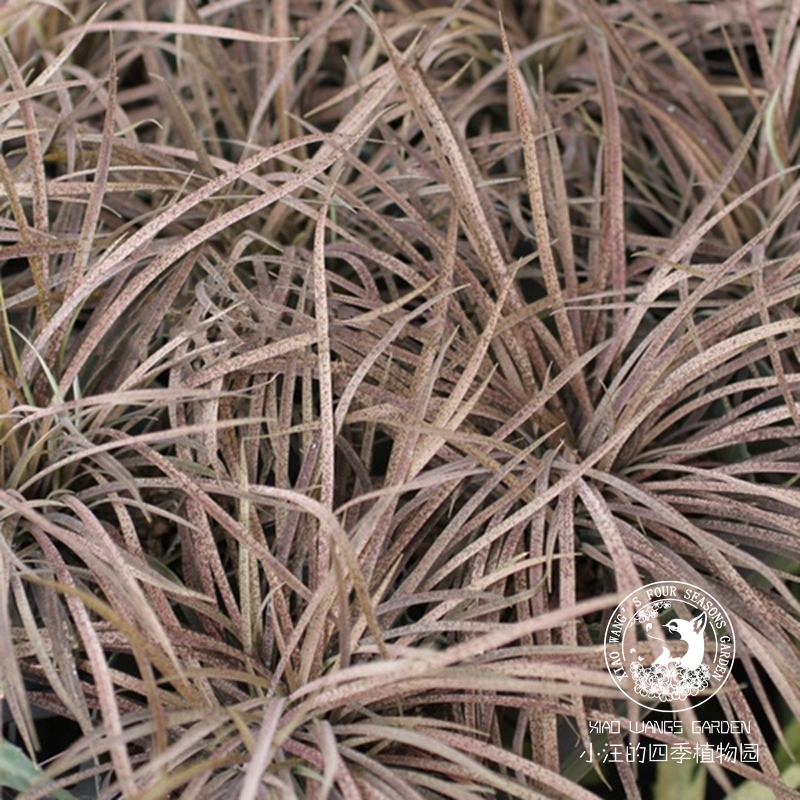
xmin=1 ymin=0 xmax=798 ymax=797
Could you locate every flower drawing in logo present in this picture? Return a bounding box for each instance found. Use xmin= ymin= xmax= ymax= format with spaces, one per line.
xmin=604 ymin=582 xmax=734 ymax=710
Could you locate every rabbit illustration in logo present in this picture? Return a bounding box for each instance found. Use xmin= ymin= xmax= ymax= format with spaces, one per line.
xmin=650 ymin=611 xmax=707 ymax=670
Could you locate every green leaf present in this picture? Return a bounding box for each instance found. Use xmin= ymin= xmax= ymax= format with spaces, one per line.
xmin=723 ymin=765 xmax=800 ymax=800
xmin=0 ymin=739 xmax=82 ymax=800
xmin=653 ymin=754 xmax=706 ymax=800
xmin=776 ymin=716 xmax=800 ymax=771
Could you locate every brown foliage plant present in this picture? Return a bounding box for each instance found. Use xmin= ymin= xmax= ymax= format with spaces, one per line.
xmin=0 ymin=0 xmax=799 ymax=798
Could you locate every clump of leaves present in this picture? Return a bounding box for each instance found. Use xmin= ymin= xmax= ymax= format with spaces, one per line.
xmin=1 ymin=0 xmax=798 ymax=798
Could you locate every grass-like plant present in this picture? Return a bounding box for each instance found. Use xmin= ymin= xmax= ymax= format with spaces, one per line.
xmin=1 ymin=0 xmax=798 ymax=798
